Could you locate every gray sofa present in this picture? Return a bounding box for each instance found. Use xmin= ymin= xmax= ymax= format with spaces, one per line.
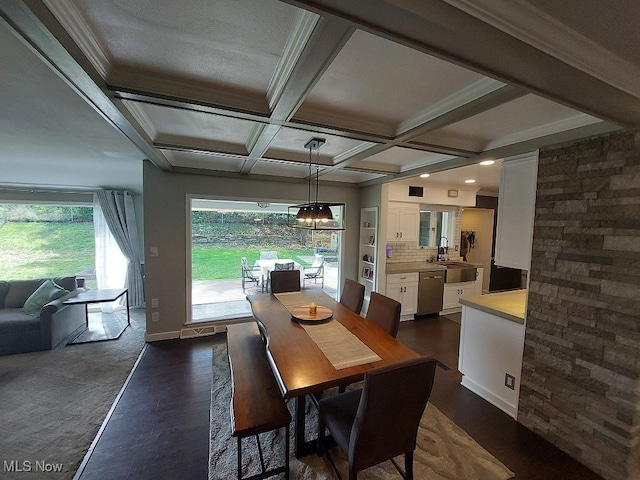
xmin=0 ymin=276 xmax=86 ymax=355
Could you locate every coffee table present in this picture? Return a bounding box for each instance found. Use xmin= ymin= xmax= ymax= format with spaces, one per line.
xmin=65 ymin=288 xmax=130 ymax=343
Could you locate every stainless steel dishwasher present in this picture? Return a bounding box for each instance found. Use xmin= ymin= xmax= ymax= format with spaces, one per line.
xmin=417 ymin=270 xmax=445 ymax=315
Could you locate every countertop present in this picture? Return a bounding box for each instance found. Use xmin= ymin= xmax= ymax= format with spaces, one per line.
xmin=459 ymin=289 xmax=527 ymax=324
xmin=385 ymin=261 xmax=483 ymax=274
xmin=385 ymin=262 xmax=446 ymax=274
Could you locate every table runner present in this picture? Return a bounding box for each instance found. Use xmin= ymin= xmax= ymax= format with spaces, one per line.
xmin=274 ymin=292 xmax=381 ymax=370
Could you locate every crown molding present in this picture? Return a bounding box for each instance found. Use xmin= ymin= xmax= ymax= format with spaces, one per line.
xmin=444 ymin=0 xmax=640 ymax=99
xmin=266 ymin=10 xmax=320 ymax=111
xmin=42 ymin=0 xmax=110 ymax=79
xmin=485 ymin=113 xmax=600 ymax=151
xmin=397 ymin=77 xmax=505 ymax=134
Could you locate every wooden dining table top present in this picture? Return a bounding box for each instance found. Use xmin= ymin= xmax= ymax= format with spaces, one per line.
xmin=247 ymin=290 xmax=419 ymax=399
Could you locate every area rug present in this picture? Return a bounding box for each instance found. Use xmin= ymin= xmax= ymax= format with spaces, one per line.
xmin=0 ymin=308 xmax=146 ymax=479
xmin=209 ymin=344 xmax=515 ymax=479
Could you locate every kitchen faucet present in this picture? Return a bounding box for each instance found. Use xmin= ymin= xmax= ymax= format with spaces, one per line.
xmin=438 ymin=236 xmax=449 ymax=261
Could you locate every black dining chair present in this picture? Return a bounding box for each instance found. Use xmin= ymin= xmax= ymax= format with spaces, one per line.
xmin=270 ymin=270 xmax=301 ymax=293
xmin=365 ymin=291 xmax=401 ymax=337
xmin=339 ymin=278 xmax=365 ymax=315
xmin=318 ymin=356 xmax=437 ymax=480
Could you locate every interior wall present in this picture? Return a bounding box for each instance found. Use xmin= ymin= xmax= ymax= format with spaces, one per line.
xmin=518 ymin=129 xmax=640 ymax=480
xmin=143 ymin=162 xmax=361 ymax=339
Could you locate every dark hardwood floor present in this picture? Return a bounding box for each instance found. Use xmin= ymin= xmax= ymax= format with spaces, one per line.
xmin=77 ymin=314 xmax=603 ymax=480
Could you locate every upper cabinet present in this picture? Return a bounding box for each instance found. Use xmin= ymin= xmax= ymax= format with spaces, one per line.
xmin=495 ymin=152 xmax=539 ymax=270
xmin=386 ymin=202 xmax=419 ymax=242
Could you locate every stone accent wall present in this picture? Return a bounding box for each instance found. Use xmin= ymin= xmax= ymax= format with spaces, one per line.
xmin=518 ymin=130 xmax=640 ymax=480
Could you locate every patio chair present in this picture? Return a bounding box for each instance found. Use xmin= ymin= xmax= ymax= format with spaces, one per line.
xmin=274 ymin=261 xmax=294 ymax=271
xmin=241 ymin=257 xmax=262 ymax=292
xmin=259 ymin=251 xmax=278 ymax=260
xmin=304 ymin=255 xmax=325 ymax=287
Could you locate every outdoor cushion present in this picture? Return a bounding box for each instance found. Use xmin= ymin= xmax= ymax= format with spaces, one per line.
xmin=22 ymin=279 xmax=69 ymax=316
xmin=4 ymin=279 xmax=44 ymax=308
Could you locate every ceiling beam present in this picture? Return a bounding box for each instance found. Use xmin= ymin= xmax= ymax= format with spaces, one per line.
xmin=243 ymin=15 xmax=355 ymax=173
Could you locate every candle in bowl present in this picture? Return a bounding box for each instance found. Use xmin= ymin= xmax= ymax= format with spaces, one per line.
xmin=309 ymin=302 xmax=317 ymax=314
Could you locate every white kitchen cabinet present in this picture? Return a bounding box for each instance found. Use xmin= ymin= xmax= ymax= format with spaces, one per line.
xmin=386 ymin=272 xmax=419 ymax=319
xmin=495 ymin=152 xmax=538 ymax=270
xmin=442 ymin=268 xmax=483 ymax=313
xmin=386 ymin=203 xmax=419 ymax=242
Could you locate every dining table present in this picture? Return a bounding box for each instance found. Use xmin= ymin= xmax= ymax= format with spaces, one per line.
xmin=247 ymin=289 xmax=420 ymax=457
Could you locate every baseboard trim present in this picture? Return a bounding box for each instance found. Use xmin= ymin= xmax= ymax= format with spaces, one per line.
xmin=180 ymin=318 xmax=252 ymax=339
xmin=145 ymin=330 xmax=180 ymax=342
xmin=461 ymin=376 xmax=518 ymax=420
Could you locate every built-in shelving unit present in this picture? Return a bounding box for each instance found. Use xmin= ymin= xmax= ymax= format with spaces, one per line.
xmin=358 ymin=207 xmax=378 ymax=302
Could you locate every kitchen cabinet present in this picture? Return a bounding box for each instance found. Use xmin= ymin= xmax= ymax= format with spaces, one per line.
xmin=386 ymin=203 xmax=419 ymax=242
xmin=442 ymin=268 xmax=483 ymax=313
xmin=495 ymin=152 xmax=538 ymax=270
xmin=359 ymin=207 xmax=378 ymax=302
xmin=386 ymin=272 xmax=419 ymax=320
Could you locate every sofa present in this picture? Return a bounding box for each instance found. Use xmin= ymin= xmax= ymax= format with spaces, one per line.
xmin=0 ymin=276 xmax=86 ymax=355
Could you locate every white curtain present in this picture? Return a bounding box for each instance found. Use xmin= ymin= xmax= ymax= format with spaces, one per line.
xmin=95 ymin=190 xmax=145 ymax=307
xmin=94 ymin=203 xmax=128 ymax=312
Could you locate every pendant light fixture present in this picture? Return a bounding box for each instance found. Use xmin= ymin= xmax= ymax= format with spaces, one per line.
xmin=288 ymin=138 xmax=345 ymax=230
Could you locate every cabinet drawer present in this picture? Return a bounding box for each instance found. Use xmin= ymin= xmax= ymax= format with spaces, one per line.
xmin=387 ymin=272 xmax=419 ymax=284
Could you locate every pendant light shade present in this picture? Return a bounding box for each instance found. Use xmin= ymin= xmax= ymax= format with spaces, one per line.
xmin=288 ymin=138 xmax=345 ymax=230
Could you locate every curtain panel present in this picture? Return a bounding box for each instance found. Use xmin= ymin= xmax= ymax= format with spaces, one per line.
xmin=95 ymin=190 xmax=145 ymax=307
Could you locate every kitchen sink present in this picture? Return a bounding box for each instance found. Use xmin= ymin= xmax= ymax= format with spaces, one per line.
xmin=440 ymin=262 xmax=477 ymax=283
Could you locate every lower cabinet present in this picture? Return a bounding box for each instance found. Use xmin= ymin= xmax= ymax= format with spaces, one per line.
xmin=442 ymin=268 xmax=483 ymax=313
xmin=386 ymin=272 xmax=419 ymax=320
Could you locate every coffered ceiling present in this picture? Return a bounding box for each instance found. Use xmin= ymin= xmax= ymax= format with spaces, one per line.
xmin=1 ymin=0 xmax=637 ymax=194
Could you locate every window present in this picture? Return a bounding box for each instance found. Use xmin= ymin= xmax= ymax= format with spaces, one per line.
xmin=0 ymin=203 xmax=97 ymax=286
xmin=418 ymin=207 xmax=455 ymax=248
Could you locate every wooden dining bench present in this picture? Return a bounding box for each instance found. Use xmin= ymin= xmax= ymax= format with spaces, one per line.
xmin=227 ymin=322 xmax=291 ymax=480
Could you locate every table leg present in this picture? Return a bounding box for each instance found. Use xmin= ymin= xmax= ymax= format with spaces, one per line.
xmin=294 ymin=395 xmax=320 ymax=458
xmin=125 ymin=290 xmax=130 ymax=326
xmin=84 ymin=304 xmax=89 ymax=329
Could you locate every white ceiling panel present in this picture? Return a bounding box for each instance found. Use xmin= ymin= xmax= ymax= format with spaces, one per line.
xmin=163 ymin=150 xmax=243 ymax=173
xmin=127 ymin=102 xmax=256 ymax=151
xmin=249 ymin=158 xmax=314 ymax=179
xmin=294 ymin=29 xmax=486 ymax=135
xmin=357 ymin=147 xmax=454 ymax=172
xmin=415 ymin=94 xmax=602 ymax=152
xmin=69 ymin=0 xmax=299 ymax=95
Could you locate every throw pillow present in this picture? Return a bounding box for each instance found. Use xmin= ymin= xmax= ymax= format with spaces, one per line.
xmin=22 ymin=279 xmax=69 ymax=316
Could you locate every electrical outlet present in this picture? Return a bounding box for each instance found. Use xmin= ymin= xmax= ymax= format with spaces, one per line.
xmin=150 ymin=246 xmax=159 ymax=257
xmin=151 ymin=298 xmax=159 ymax=308
xmin=505 ymin=373 xmax=515 ymax=390
xmin=152 ymin=312 xmax=160 ymax=322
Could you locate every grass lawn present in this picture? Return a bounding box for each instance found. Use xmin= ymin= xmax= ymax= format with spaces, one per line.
xmin=0 ymin=221 xmax=318 ymax=281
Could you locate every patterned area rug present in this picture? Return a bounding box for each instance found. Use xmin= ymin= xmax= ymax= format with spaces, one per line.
xmin=209 ymin=344 xmax=514 ymax=479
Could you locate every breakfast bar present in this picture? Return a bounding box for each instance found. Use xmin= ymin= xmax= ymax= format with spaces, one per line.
xmin=458 ymin=289 xmax=527 ymax=419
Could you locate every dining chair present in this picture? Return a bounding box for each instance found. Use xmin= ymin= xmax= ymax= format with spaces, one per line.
xmin=339 ymin=278 xmax=365 ymax=314
xmin=318 ymin=356 xmax=437 ymax=480
xmin=270 ymin=270 xmax=301 ymax=293
xmin=303 ymin=255 xmax=325 ymax=287
xmin=274 ymin=261 xmax=294 ymax=271
xmin=365 ymin=291 xmax=401 ymax=338
xmin=240 ymin=257 xmax=261 ymax=292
